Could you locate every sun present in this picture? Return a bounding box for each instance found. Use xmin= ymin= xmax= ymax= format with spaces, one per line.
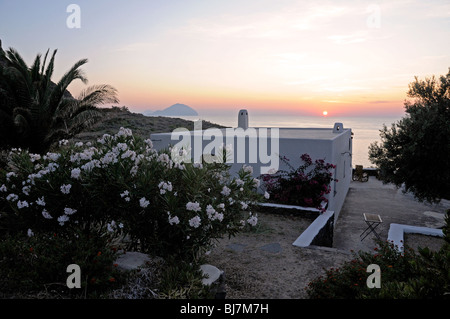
xmin=322 ymin=111 xmax=328 ymax=116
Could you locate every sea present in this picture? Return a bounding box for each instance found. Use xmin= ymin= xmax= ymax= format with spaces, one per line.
xmin=148 ymin=113 xmax=404 ymax=169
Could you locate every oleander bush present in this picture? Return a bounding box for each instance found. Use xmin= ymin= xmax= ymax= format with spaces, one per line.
xmin=0 ymin=127 xmax=262 ymax=296
xmin=261 ymin=153 xmax=336 ymax=212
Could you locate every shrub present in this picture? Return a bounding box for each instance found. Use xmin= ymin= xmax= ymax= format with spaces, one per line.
xmin=0 ymin=127 xmax=262 ymax=295
xmin=261 ymin=154 xmax=336 ymax=212
xmin=0 ymin=230 xmax=121 ymax=297
xmin=307 ymin=212 xmax=450 ymax=299
xmin=306 ymin=240 xmax=419 ymax=299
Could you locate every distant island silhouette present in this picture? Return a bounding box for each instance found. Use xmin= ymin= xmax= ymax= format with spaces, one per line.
xmin=144 ymin=103 xmax=198 ymax=116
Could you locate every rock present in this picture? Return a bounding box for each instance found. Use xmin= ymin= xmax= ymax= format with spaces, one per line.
xmin=200 ymin=264 xmax=226 ymax=299
xmin=200 ymin=264 xmax=223 ymax=286
xmin=114 ymin=251 xmax=152 ymax=271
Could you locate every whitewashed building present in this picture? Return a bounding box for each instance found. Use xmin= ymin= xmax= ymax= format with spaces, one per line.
xmin=150 ymin=110 xmax=352 ymax=218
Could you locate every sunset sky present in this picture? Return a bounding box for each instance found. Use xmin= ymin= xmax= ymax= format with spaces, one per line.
xmin=1 ymin=0 xmax=449 ymax=117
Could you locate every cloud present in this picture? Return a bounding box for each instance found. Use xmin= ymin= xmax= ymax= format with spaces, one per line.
xmin=327 ymin=31 xmax=369 ymax=44
xmin=368 ymin=100 xmax=394 ymax=104
xmin=175 ymin=2 xmax=357 ymax=40
xmin=113 ymin=42 xmax=158 ymax=52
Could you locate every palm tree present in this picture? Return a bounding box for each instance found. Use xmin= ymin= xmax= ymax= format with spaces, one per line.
xmin=0 ymin=46 xmax=119 ymax=154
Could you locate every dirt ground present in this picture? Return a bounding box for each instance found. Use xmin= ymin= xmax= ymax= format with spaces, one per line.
xmin=205 ymin=211 xmax=353 ymax=299
xmin=404 ymin=233 xmax=445 ymax=253
xmin=205 ymin=211 xmax=446 ymax=299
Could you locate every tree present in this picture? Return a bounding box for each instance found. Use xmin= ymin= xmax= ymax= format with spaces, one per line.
xmin=369 ymin=68 xmax=450 ymax=203
xmin=0 ymin=46 xmax=119 ymax=154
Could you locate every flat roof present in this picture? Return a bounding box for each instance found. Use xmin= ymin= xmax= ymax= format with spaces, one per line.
xmin=151 ymin=126 xmax=351 ymax=141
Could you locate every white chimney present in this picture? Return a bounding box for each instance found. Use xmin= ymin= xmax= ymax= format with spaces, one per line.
xmin=333 ymin=122 xmax=344 ymax=133
xmin=238 ymin=109 xmax=249 ymax=129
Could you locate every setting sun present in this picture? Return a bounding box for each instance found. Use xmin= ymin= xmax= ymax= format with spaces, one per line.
xmin=323 ymin=111 xmax=328 ymax=116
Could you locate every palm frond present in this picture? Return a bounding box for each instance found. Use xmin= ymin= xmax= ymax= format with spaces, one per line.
xmin=40 ymin=49 xmax=50 ymax=75
xmin=49 ymin=57 xmax=88 ymax=114
xmin=77 ymin=84 xmax=119 ymax=106
xmin=4 ymin=48 xmax=34 ymax=104
xmin=30 ymin=53 xmax=42 ymax=83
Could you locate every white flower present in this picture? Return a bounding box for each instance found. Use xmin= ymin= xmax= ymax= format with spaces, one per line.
xmin=235 ymin=179 xmax=244 ymax=186
xmin=36 ymin=196 xmax=46 ymax=206
xmin=71 ymin=168 xmax=81 ymax=180
xmin=121 ymin=149 xmax=137 ymax=160
xmin=221 ymin=186 xmax=231 ymax=196
xmin=186 ymin=201 xmax=201 ymax=212
xmin=253 ymin=178 xmax=260 ymax=188
xmin=130 ymin=165 xmax=139 ymax=176
xmin=189 ymin=215 xmax=201 ymax=228
xmin=157 ymin=153 xmax=170 ymax=164
xmin=64 ymin=207 xmax=77 ymax=215
xmin=29 ymin=153 xmax=41 ymax=162
xmin=46 ymin=162 xmax=59 ymax=172
xmin=46 ymin=152 xmax=60 ymax=161
xmin=17 ymin=200 xmax=29 ymax=209
xmin=247 ymin=213 xmax=258 ymax=226
xmin=98 ymin=133 xmax=111 ymax=144
xmin=0 ymin=184 xmax=7 ymax=192
xmin=215 ymin=212 xmax=224 ymax=222
xmin=59 ymin=139 xmax=69 ymax=146
xmin=217 ymin=203 xmax=225 ymax=211
xmin=6 ymin=193 xmax=18 ymax=202
xmin=81 ymin=159 xmax=100 ymax=172
xmin=42 ymin=209 xmax=52 ymax=219
xmin=206 ymin=204 xmax=215 ymax=216
xmin=193 ymin=163 xmax=203 ymax=169
xmin=116 ymin=143 xmax=128 ymax=152
xmin=242 ymin=164 xmax=253 ymax=174
xmin=168 ymin=214 xmax=180 ymax=225
xmin=120 ymin=190 xmax=130 ymax=199
xmin=75 ymin=142 xmax=84 ymax=147
xmin=116 ymin=127 xmax=133 ymax=137
xmin=144 ymin=139 xmax=153 ymax=148
xmin=101 ymin=152 xmax=118 ymax=165
xmin=22 ymin=185 xmax=31 ymax=196
xmin=27 ymin=228 xmax=34 ymax=237
xmin=60 ymin=184 xmax=72 ymax=194
xmin=240 ymin=201 xmax=248 ymax=210
xmin=264 ymin=191 xmax=270 ymax=199
xmin=6 ymin=172 xmax=17 ymax=182
xmin=139 ymin=197 xmax=150 ymax=208
xmin=107 ymin=220 xmax=117 ymax=232
xmin=57 ymin=215 xmax=69 ymax=226
xmin=158 ymin=181 xmax=173 ymax=194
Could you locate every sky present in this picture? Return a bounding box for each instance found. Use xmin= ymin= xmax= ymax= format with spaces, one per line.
xmin=1 ymin=0 xmax=449 ymax=117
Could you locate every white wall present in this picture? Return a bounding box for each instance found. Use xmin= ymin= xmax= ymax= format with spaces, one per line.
xmin=150 ymin=126 xmax=352 ymax=216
